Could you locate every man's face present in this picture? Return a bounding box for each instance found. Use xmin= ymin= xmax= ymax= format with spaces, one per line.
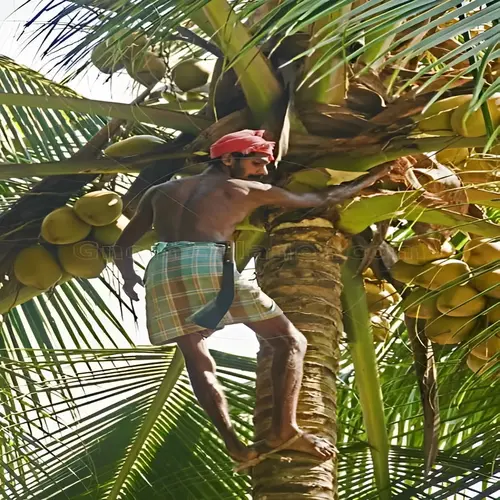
xmin=230 ymin=154 xmax=270 ymax=179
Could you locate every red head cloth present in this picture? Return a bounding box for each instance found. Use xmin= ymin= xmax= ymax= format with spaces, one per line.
xmin=210 ymin=129 xmax=275 ymax=162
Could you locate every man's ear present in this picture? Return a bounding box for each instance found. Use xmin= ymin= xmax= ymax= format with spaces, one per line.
xmin=221 ymin=153 xmax=233 ymax=166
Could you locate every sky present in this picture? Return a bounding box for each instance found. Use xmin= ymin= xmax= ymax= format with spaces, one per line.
xmin=0 ymin=0 xmax=260 ymax=357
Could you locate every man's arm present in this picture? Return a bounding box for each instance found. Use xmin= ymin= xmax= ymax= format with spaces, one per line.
xmin=249 ymin=164 xmax=391 ymax=209
xmin=113 ymin=187 xmax=155 ymax=300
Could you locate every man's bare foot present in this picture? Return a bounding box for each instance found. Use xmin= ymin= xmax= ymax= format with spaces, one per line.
xmin=260 ymin=429 xmax=337 ymax=461
xmin=226 ymin=438 xmax=259 ymax=463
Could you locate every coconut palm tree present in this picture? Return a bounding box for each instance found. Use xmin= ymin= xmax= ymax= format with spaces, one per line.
xmin=0 ymin=0 xmax=499 ymax=499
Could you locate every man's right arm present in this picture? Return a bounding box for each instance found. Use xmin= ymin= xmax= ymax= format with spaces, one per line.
xmin=248 ymin=164 xmax=391 ymax=210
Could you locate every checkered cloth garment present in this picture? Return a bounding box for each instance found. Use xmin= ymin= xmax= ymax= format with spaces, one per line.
xmin=145 ymin=242 xmax=282 ymax=345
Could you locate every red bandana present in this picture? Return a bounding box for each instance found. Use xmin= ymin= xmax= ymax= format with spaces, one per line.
xmin=210 ymin=129 xmax=275 ymax=162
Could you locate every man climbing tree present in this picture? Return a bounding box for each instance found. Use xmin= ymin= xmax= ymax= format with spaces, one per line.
xmin=113 ymin=129 xmax=390 ymax=471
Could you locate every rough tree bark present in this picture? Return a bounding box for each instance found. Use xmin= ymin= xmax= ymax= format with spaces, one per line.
xmin=253 ymin=216 xmax=349 ymax=500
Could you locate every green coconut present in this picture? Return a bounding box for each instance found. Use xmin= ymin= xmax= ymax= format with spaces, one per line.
xmin=414 ymin=259 xmax=471 ymax=290
xmin=425 ymin=315 xmax=477 ymax=345
xmin=41 ymin=206 xmax=92 ymax=244
xmin=398 ymin=237 xmax=454 ymax=265
xmin=14 ymin=245 xmax=63 ymax=290
xmin=74 ymin=190 xmax=123 ymax=227
xmin=451 ymin=94 xmax=500 ymax=137
xmin=58 ymin=241 xmax=106 ymax=278
xmin=436 ymin=285 xmax=487 ymax=317
xmin=126 ymin=52 xmax=166 ymax=86
xmin=91 ymin=31 xmax=148 ymax=74
xmin=401 ymin=287 xmax=438 ymax=319
xmin=172 ymin=59 xmax=211 ymax=92
xmin=463 ymin=237 xmax=500 ymax=268
xmin=93 ymin=215 xmax=129 ymax=246
xmin=104 ymin=135 xmax=166 ymax=157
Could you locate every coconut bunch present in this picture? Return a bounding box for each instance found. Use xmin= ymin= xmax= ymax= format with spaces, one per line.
xmin=91 ymin=30 xmax=211 ymax=91
xmin=389 ymin=235 xmax=500 ymax=376
xmin=363 ymin=268 xmax=401 ymax=343
xmin=14 ymin=189 xmax=157 ymax=292
xmin=413 ymin=93 xmax=500 ymax=184
xmin=91 ymin=30 xmax=167 ymax=87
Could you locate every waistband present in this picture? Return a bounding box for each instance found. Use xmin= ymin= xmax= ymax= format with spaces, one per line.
xmin=152 ymin=241 xmax=230 ymax=255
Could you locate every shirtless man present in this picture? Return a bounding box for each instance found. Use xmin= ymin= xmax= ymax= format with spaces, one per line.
xmin=113 ymin=129 xmax=389 ymax=470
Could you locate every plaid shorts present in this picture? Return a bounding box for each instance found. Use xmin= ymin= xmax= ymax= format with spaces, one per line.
xmin=144 ymin=242 xmax=282 ymax=345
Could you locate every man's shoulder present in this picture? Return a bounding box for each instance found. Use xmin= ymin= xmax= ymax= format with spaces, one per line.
xmin=226 ymin=178 xmax=272 ymax=192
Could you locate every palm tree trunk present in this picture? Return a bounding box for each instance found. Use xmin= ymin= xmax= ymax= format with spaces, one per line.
xmin=253 ymin=217 xmax=348 ymax=500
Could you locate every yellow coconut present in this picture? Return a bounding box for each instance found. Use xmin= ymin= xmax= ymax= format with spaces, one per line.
xmin=104 ymin=134 xmax=166 ymax=157
xmin=472 ymin=269 xmax=500 ymax=299
xmin=471 ymin=335 xmax=500 ymax=360
xmin=421 ymin=95 xmax=472 ymax=117
xmin=370 ymin=315 xmax=391 ymax=342
xmin=135 ymin=229 xmax=158 ymax=250
xmin=458 ymin=158 xmax=496 ymax=184
xmin=436 ymin=285 xmax=486 ymax=317
xmin=172 ymin=59 xmax=211 ymax=92
xmin=463 ymin=237 xmax=500 ymax=267
xmin=14 ymin=245 xmax=63 ymax=290
xmin=126 ymin=52 xmax=166 ymax=86
xmin=417 ymin=111 xmax=453 ymax=132
xmin=487 ymin=301 xmax=500 ymax=323
xmin=58 ymin=241 xmax=106 ymax=278
xmin=425 ymin=315 xmax=477 ymax=345
xmin=415 ymin=259 xmax=471 ymax=290
xmin=401 ymin=287 xmax=438 ymax=319
xmin=467 ymin=352 xmax=488 ymax=373
xmin=93 ymin=215 xmax=129 ymax=246
xmin=451 ymin=94 xmax=500 ymax=137
xmin=74 ymin=190 xmax=123 ymax=227
xmin=41 ymin=206 xmax=92 ymax=244
xmin=398 ymin=237 xmax=454 ymax=265
xmin=365 ymin=281 xmax=400 ymax=313
xmin=390 ymin=260 xmax=424 ymax=285
xmin=435 ymin=148 xmax=469 ymax=166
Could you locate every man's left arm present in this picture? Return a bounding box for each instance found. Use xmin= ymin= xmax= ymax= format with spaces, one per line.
xmin=113 ymin=187 xmax=155 ymax=300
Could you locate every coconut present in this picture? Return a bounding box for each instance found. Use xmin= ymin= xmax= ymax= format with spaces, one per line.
xmin=74 ymin=190 xmax=123 ymax=227
xmin=487 ymin=302 xmax=500 ymax=323
xmin=436 ymin=285 xmax=486 ymax=317
xmin=435 ymin=148 xmax=469 ymax=166
xmin=422 ymin=95 xmax=472 ymax=117
xmin=135 ymin=229 xmax=158 ymax=250
xmin=463 ymin=238 xmax=500 ymax=267
xmin=390 ymin=260 xmax=423 ymax=285
xmin=93 ymin=215 xmax=129 ymax=246
xmin=471 ymin=335 xmax=500 ymax=360
xmin=126 ymin=52 xmax=166 ymax=86
xmin=467 ymin=353 xmax=488 ymax=373
xmin=418 ymin=111 xmax=453 ymax=132
xmin=425 ymin=315 xmax=477 ymax=344
xmin=472 ymin=269 xmax=500 ymax=299
xmin=458 ymin=158 xmax=496 ymax=184
xmin=172 ymin=59 xmax=211 ymax=92
xmin=402 ymin=287 xmax=438 ymax=319
xmin=370 ymin=315 xmax=391 ymax=342
xmin=91 ymin=31 xmax=148 ymax=74
xmin=365 ymin=281 xmax=400 ymax=313
xmin=398 ymin=237 xmax=454 ymax=265
xmin=451 ymin=94 xmax=500 ymax=137
xmin=41 ymin=206 xmax=92 ymax=244
xmin=104 ymin=135 xmax=166 ymax=157
xmin=414 ymin=259 xmax=471 ymax=290
xmin=14 ymin=245 xmax=62 ymax=290
xmin=58 ymin=241 xmax=106 ymax=278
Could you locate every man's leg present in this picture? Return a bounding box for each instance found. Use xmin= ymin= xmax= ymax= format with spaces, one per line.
xmin=176 ymin=333 xmax=258 ymax=463
xmin=246 ymin=315 xmax=335 ymax=459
